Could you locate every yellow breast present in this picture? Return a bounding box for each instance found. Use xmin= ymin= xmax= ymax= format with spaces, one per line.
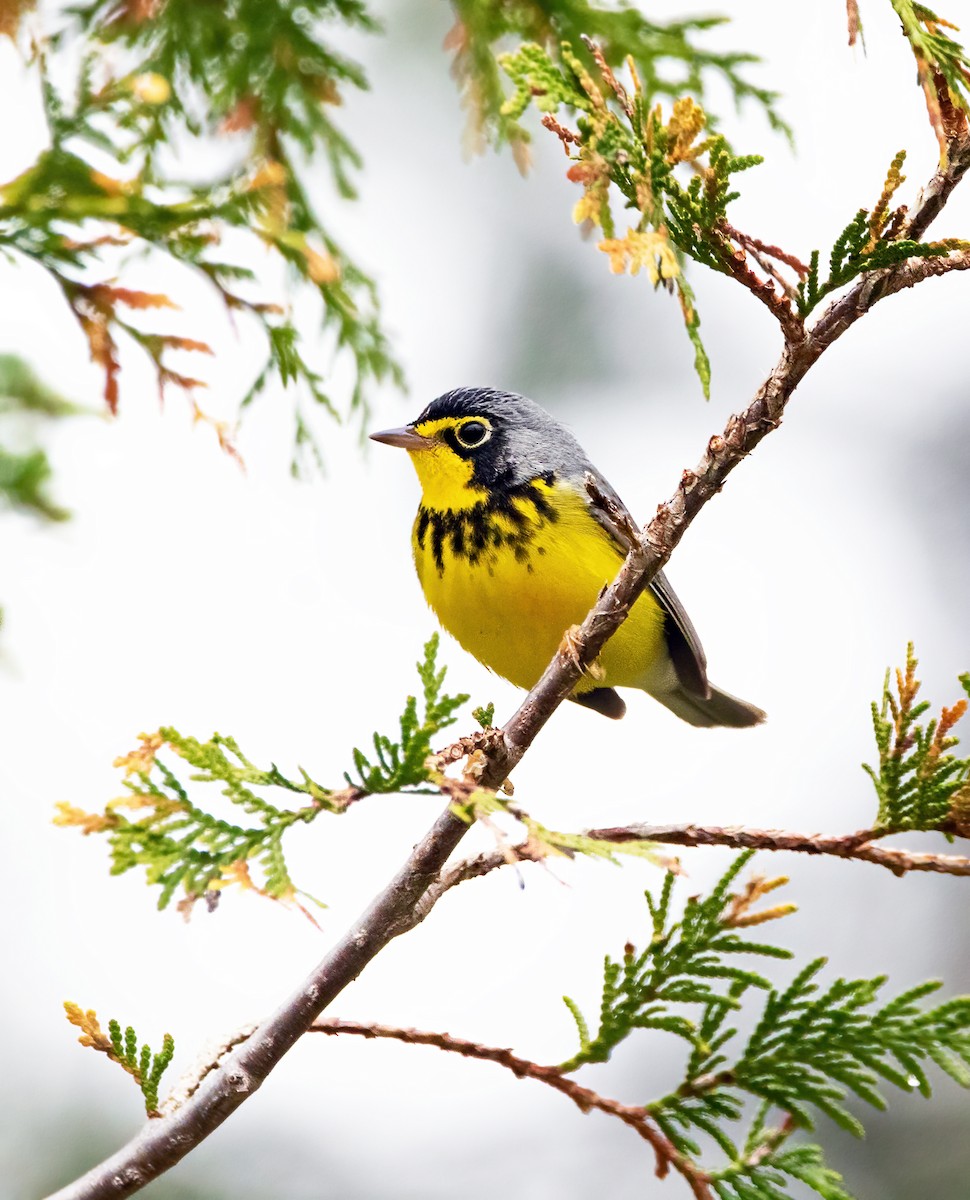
xmin=411 ymin=478 xmax=671 ymax=696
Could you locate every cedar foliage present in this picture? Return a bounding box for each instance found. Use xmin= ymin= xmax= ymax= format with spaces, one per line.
xmin=54 ymin=636 xmax=468 ymax=911
xmin=558 ymin=854 xmax=970 ymax=1197
xmin=19 ymin=1 xmax=970 ymax=1195
xmin=59 ymin=647 xmax=970 ymax=1198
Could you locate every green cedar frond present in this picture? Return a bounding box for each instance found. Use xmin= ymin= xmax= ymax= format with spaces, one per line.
xmin=890 ymin=2 xmax=970 ymax=128
xmin=448 ymin=0 xmax=790 ymax=158
xmin=713 ymin=1141 xmax=854 ymax=1200
xmin=559 ymin=851 xmax=791 ymax=1072
xmin=796 ymin=151 xmax=969 ymax=316
xmin=472 ymin=702 xmax=496 ymax=729
xmin=658 ymin=950 xmax=970 ymax=1171
xmin=862 ymin=643 xmax=970 ymax=831
xmin=0 ymin=446 xmax=70 ymax=523
xmin=0 ymin=356 xmax=87 ymax=523
xmin=556 ymin=853 xmax=970 ymax=1196
xmin=0 ymin=354 xmax=86 ymax=418
xmin=497 ymin=44 xmax=765 ymax=397
xmin=54 ymin=636 xmax=469 ymax=909
xmin=0 ymin=2 xmax=403 ymax=466
xmin=345 ymin=634 xmax=470 ymax=793
xmin=64 ymin=1003 xmax=175 ymax=1116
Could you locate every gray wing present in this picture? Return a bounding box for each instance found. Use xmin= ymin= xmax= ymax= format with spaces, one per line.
xmin=581 ymin=468 xmax=711 ymax=700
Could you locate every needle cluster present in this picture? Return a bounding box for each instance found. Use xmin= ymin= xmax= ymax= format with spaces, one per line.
xmin=0 ymin=0 xmax=402 ymax=467
xmin=496 ymin=14 xmax=970 ymax=393
xmin=864 ymin=643 xmax=970 ymax=833
xmin=63 ymin=1004 xmax=175 ymax=1117
xmin=447 ymin=0 xmax=788 ymax=164
xmin=54 ymin=636 xmax=469 ymax=912
xmin=557 ymin=854 xmax=970 ymax=1199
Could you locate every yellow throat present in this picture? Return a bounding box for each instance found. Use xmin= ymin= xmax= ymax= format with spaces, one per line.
xmin=403 ymin=416 xmax=670 ymax=699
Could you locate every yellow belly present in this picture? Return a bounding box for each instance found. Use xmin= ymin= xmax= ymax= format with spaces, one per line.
xmin=412 ymin=485 xmax=670 ymax=695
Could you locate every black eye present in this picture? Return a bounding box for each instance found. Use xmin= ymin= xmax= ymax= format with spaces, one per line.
xmin=455 ymin=420 xmax=491 ymax=449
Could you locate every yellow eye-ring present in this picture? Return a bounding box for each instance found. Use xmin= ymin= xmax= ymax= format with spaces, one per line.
xmin=455 ymin=419 xmax=491 ymax=449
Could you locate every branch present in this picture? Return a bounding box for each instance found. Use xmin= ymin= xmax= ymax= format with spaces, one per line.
xmin=903 ymin=133 xmax=970 ymax=241
xmin=47 ymin=129 xmax=970 ymax=1200
xmin=45 ymin=803 xmax=471 ymax=1200
xmin=429 ymin=823 xmax=970 ymax=900
xmin=308 ymin=1019 xmax=714 ymax=1199
xmin=481 ymin=128 xmax=970 ymax=791
xmin=587 ymin=823 xmax=970 ymax=878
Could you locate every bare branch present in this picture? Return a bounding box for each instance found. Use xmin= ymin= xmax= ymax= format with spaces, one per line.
xmin=45 ymin=126 xmax=970 ymax=1200
xmin=587 ymin=823 xmax=970 ymax=878
xmin=309 ymin=1018 xmax=714 ymax=1199
xmin=431 ymin=823 xmax=970 ymax=898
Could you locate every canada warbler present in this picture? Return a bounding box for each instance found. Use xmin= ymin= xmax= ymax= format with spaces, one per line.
xmin=371 ymin=387 xmax=764 ymax=727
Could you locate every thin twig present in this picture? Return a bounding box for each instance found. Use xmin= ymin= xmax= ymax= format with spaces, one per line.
xmin=428 ymin=822 xmax=970 ymax=901
xmin=722 ymin=220 xmax=810 ymax=282
xmin=309 ymin=1019 xmax=714 ymax=1199
xmin=715 ymin=233 xmax=807 ymax=344
xmin=587 ymin=823 xmax=970 ymax=878
xmin=846 ymin=0 xmax=862 ymax=48
xmin=46 ymin=128 xmax=970 ymax=1200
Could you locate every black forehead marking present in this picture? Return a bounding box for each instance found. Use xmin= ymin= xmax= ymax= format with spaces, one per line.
xmin=415 ymin=387 xmax=549 ymax=427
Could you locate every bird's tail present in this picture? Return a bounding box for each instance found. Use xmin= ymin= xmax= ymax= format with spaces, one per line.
xmin=655 ymin=683 xmax=765 ymax=729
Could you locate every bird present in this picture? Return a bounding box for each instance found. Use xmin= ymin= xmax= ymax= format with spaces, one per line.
xmin=371 ymin=386 xmax=764 ymax=728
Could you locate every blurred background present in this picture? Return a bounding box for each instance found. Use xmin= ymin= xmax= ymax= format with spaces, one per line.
xmin=2 ymin=2 xmax=969 ymax=1197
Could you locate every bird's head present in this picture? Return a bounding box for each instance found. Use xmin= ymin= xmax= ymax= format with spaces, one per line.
xmin=371 ymin=386 xmax=588 ymax=510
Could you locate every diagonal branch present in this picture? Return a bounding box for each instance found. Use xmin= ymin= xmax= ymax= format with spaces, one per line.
xmin=45 ymin=130 xmax=970 ymax=1200
xmin=482 ymin=131 xmax=970 ymax=791
xmin=308 ymin=1018 xmax=714 ymax=1199
xmin=45 ymin=803 xmax=470 ymax=1200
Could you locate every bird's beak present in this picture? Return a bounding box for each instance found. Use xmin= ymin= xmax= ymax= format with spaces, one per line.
xmin=369 ymin=426 xmax=431 ymax=451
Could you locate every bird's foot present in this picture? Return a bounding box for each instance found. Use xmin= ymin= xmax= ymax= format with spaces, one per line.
xmin=559 ymin=624 xmax=606 ymax=681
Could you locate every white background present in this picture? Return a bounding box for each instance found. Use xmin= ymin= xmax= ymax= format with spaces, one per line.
xmin=2 ymin=2 xmax=969 ymax=1197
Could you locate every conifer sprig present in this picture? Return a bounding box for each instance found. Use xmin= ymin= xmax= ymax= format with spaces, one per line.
xmin=890 ymin=1 xmax=970 ymax=149
xmin=0 ymin=1 xmax=402 ymax=468
xmin=863 ymin=643 xmax=970 ymax=832
xmin=448 ymin=0 xmax=789 ymax=165
xmin=63 ymin=1004 xmax=175 ymax=1117
xmin=557 ymin=854 xmax=970 ymax=1199
xmin=498 ymin=42 xmax=768 ymax=395
xmin=345 ymin=634 xmax=469 ymax=793
xmin=499 ymin=41 xmax=970 ymax=384
xmin=795 ymin=151 xmax=968 ymax=316
xmin=54 ymin=636 xmax=470 ymax=911
xmin=559 ymin=853 xmax=792 ymax=1073
xmin=0 ymin=355 xmax=86 ymax=523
